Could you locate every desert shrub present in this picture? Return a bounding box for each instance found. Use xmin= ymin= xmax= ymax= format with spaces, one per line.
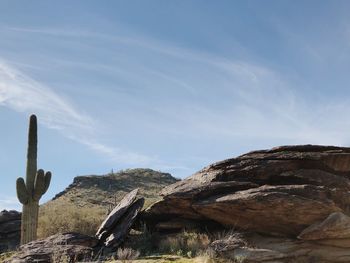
xmin=210 ymin=229 xmax=239 ymax=241
xmin=235 ymin=256 xmax=247 ymax=263
xmin=123 ymin=224 xmax=161 ymax=256
xmin=38 ymin=200 xmax=105 ymax=238
xmin=115 ymin=247 xmax=140 ymax=263
xmin=158 ymin=231 xmax=210 ymax=258
xmin=0 ymin=252 xmax=16 ymax=262
xmin=206 ymin=229 xmax=248 ymax=263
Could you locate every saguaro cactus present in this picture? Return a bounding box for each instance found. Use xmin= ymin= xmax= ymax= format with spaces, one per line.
xmin=16 ymin=114 xmax=51 ymax=245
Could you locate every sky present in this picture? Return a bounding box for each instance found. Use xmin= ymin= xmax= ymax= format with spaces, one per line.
xmin=1 ymin=0 xmax=350 ymax=210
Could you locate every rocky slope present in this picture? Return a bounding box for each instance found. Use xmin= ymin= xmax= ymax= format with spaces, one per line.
xmin=50 ymin=168 xmax=178 ymax=209
xmin=142 ymin=145 xmax=350 ymax=262
xmin=0 ymin=210 xmax=21 ymax=252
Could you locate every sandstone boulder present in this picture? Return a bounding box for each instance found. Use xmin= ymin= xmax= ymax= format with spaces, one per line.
xmin=298 ymin=212 xmax=350 ymax=240
xmin=210 ymin=232 xmax=350 ymax=263
xmin=96 ymin=188 xmax=139 ymax=241
xmin=141 ymin=145 xmax=350 ymax=262
xmin=96 ymin=188 xmax=145 ymax=248
xmin=193 ymin=184 xmax=341 ymax=236
xmin=143 ymin=145 xmax=350 ymax=237
xmin=105 ymin=198 xmax=144 ymax=248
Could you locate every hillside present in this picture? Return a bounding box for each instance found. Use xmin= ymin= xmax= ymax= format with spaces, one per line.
xmin=38 ymin=168 xmax=179 ymax=238
xmin=49 ymin=168 xmax=179 ymax=209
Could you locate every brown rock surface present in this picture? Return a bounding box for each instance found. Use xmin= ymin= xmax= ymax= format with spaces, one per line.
xmin=155 ymin=218 xmax=199 ymax=231
xmin=142 ymin=145 xmax=350 ymax=262
xmin=193 ymin=184 xmax=341 ymax=236
xmin=96 ymin=189 xmax=145 ymax=249
xmin=143 ymin=145 xmax=350 ymax=237
xmin=211 ymin=233 xmax=350 ymax=262
xmin=7 ymin=232 xmax=98 ymax=263
xmin=96 ymin=188 xmax=139 ymax=241
xmin=104 ymin=198 xmax=144 ymax=248
xmin=298 ymin=212 xmax=350 ymax=240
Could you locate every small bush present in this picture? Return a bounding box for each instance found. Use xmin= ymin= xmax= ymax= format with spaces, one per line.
xmin=115 ymin=248 xmax=140 ymax=263
xmin=126 ymin=225 xmax=160 ymax=256
xmin=234 ymin=256 xmax=246 ymax=263
xmin=210 ymin=229 xmax=239 ymax=241
xmin=124 ymin=225 xmax=160 ymax=256
xmin=158 ymin=231 xmax=210 ymax=257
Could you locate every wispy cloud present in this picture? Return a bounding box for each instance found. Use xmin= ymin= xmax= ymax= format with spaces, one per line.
xmin=0 ymin=59 xmax=155 ymax=165
xmin=0 ymin=61 xmax=93 ymax=131
xmin=75 ymin=137 xmax=154 ymax=165
xmin=1 ymin=25 xmax=350 ymax=171
xmin=1 ymin=25 xmax=94 ymax=38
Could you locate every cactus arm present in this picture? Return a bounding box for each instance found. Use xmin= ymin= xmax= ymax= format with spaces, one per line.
xmin=16 ymin=178 xmax=29 ymax=205
xmin=43 ymin=171 xmax=51 ymax=194
xmin=33 ymin=169 xmax=45 ymax=201
xmin=33 ymin=170 xmax=51 ymax=201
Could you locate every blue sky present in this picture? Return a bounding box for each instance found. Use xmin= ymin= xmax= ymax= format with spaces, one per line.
xmin=1 ymin=0 xmax=350 ymax=210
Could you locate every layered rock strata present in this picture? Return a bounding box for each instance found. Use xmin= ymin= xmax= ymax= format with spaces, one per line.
xmin=142 ymin=145 xmax=350 ymax=262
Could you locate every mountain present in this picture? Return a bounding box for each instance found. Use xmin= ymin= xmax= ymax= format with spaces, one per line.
xmin=50 ymin=168 xmax=179 ymax=209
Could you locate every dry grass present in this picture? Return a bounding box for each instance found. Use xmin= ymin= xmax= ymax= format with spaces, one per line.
xmin=124 ymin=228 xmax=244 ymax=261
xmin=38 ymin=200 xmax=105 ymax=238
xmin=0 ymin=251 xmax=15 ymax=263
xmin=158 ymin=231 xmax=211 ymax=258
xmin=115 ymin=247 xmax=140 ymax=262
xmin=210 ymin=229 xmax=239 ymax=241
xmin=105 ymin=255 xmax=215 ymax=263
xmin=123 ymin=228 xmax=213 ymax=259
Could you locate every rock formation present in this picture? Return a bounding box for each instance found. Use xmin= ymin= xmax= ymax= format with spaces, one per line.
xmin=96 ymin=188 xmax=144 ymax=248
xmin=7 ymin=232 xmax=98 ymax=263
xmin=0 ymin=210 xmax=21 ymax=252
xmin=142 ymin=145 xmax=350 ymax=262
xmin=210 ymin=232 xmax=350 ymax=263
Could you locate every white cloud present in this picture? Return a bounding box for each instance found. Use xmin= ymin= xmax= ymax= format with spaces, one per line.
xmin=0 ymin=61 xmax=93 ymax=131
xmin=1 ymin=25 xmax=350 ymax=169
xmin=0 ymin=60 xmax=156 ymax=165
xmin=75 ymin=137 xmax=154 ymax=165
